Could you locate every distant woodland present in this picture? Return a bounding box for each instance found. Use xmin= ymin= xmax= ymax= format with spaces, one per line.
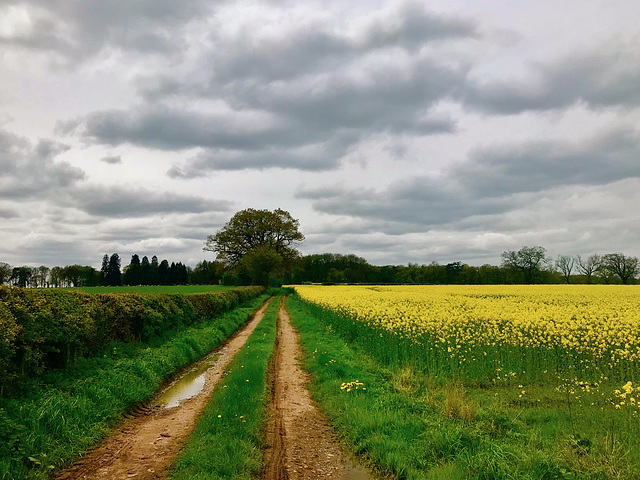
xmin=1 ymin=247 xmax=638 ymax=287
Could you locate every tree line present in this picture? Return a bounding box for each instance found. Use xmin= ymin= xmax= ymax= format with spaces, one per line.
xmin=2 ymin=247 xmax=639 ymax=288
xmin=284 ymin=247 xmax=640 ymax=285
xmin=0 ymin=254 xmax=220 ymax=288
xmin=2 ymin=247 xmax=639 ymax=289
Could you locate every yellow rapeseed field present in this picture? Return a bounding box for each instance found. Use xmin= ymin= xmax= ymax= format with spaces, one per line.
xmin=294 ymin=285 xmax=640 ymax=366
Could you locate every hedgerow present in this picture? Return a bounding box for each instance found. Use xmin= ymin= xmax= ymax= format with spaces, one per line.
xmin=0 ymin=286 xmax=264 ymax=393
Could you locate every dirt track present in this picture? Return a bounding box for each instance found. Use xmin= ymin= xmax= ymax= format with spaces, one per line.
xmin=261 ymin=298 xmax=373 ymax=480
xmin=55 ymin=298 xmax=273 ymax=480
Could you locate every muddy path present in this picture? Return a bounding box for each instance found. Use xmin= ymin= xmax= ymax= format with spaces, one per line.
xmin=55 ymin=297 xmax=273 ymax=480
xmin=261 ymin=298 xmax=374 ymax=480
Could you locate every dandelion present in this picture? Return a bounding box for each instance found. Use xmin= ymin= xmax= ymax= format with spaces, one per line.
xmin=341 ymin=380 xmax=365 ymax=393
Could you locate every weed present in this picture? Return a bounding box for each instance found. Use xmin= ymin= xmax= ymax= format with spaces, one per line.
xmin=443 ymin=382 xmax=478 ymax=421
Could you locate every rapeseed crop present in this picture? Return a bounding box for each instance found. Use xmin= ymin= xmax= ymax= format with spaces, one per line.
xmin=292 ymin=286 xmax=640 ymax=477
xmin=294 ymin=285 xmax=640 ymax=383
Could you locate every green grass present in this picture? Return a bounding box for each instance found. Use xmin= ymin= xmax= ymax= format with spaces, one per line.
xmin=0 ymin=295 xmax=270 ymax=480
xmin=286 ymin=295 xmax=640 ymax=480
xmin=71 ymin=285 xmax=236 ymax=294
xmin=168 ymin=296 xmax=280 ymax=479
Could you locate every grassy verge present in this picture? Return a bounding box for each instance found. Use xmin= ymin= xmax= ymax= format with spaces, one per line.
xmin=286 ymin=295 xmax=640 ymax=480
xmin=0 ymin=294 xmax=270 ymax=480
xmin=168 ymin=295 xmax=280 ymax=479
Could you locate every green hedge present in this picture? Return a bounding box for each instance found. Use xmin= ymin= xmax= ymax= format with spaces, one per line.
xmin=0 ymin=286 xmax=264 ymax=393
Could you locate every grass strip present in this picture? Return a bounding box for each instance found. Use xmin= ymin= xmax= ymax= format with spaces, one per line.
xmin=286 ymin=295 xmax=621 ymax=480
xmin=0 ymin=294 xmax=270 ymax=480
xmin=168 ymin=295 xmax=280 ymax=480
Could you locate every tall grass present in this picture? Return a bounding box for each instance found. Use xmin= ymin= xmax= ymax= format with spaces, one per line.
xmin=0 ymin=295 xmax=269 ymax=480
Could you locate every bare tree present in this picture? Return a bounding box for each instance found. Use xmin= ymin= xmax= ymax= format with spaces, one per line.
xmin=555 ymin=255 xmax=575 ymax=284
xmin=576 ymin=254 xmax=601 ymax=284
xmin=501 ymin=246 xmax=550 ymax=284
xmin=37 ymin=266 xmax=50 ymax=288
xmin=601 ymin=253 xmax=639 ymax=284
xmin=30 ymin=267 xmax=41 ymax=287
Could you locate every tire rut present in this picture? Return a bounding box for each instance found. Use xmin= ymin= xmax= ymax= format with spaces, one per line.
xmin=261 ymin=297 xmax=373 ymax=480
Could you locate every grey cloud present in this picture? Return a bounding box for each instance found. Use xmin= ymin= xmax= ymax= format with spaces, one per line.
xmin=66 ymin=185 xmax=232 ymax=218
xmin=0 ymin=0 xmax=210 ymax=64
xmin=212 ymin=30 xmax=352 ymax=84
xmin=459 ymin=128 xmax=640 ymax=196
xmin=0 ymin=208 xmax=20 ymax=219
xmin=236 ymin=58 xmax=462 ymax=133
xmin=210 ymin=3 xmax=476 ymax=84
xmin=8 ymin=237 xmax=97 ymax=267
xmin=298 ymin=177 xmax=509 ymax=229
xmin=58 ymin=107 xmax=286 ymax=151
xmin=95 ymin=224 xmax=166 ymax=244
xmin=168 ymin=135 xmax=357 ymax=177
xmin=59 ymin=3 xmax=469 ymax=173
xmin=0 ymin=129 xmax=86 ymax=199
xmin=299 ymin=126 xmax=640 ymax=229
xmin=66 ymin=55 xmax=459 ymax=172
xmin=100 ymin=155 xmax=122 ymax=164
xmin=360 ymin=2 xmax=477 ymax=50
xmin=460 ymin=48 xmax=640 ymax=113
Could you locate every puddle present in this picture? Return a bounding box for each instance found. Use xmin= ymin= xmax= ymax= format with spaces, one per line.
xmin=152 ymin=352 xmax=223 ymax=409
xmin=343 ymin=460 xmax=374 ymax=480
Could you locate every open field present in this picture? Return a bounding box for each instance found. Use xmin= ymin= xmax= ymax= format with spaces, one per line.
xmin=291 ymin=285 xmax=640 ymax=479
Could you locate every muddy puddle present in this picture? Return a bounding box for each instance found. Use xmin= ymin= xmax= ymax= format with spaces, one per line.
xmin=152 ymin=351 xmax=223 ymax=408
xmin=342 ymin=462 xmax=372 ymax=480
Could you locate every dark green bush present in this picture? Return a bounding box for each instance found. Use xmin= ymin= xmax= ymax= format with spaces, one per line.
xmin=0 ymin=286 xmax=264 ymax=393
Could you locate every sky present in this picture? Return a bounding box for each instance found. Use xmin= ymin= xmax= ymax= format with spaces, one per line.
xmin=1 ymin=0 xmax=640 ymax=269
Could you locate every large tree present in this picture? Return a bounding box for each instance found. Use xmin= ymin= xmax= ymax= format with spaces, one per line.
xmin=100 ymin=254 xmax=110 ymax=286
xmin=204 ymin=208 xmax=304 ymax=286
xmin=501 ymin=246 xmax=550 ymax=284
xmin=107 ymin=253 xmax=122 ymax=286
xmin=601 ymin=253 xmax=639 ymax=284
xmin=123 ymin=254 xmax=141 ymax=286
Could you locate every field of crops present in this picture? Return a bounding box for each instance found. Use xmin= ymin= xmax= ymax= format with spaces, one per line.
xmin=295 ymin=285 xmax=640 ymax=381
xmin=291 ymin=285 xmax=640 ymax=477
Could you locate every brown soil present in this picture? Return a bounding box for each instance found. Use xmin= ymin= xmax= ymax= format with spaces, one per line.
xmin=261 ymin=298 xmax=374 ymax=480
xmin=55 ymin=298 xmax=273 ymax=480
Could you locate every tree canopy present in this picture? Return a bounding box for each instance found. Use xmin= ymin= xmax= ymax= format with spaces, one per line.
xmin=204 ymin=208 xmax=304 ymax=286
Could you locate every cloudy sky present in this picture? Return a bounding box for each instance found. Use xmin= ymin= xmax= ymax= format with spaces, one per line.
xmin=2 ymin=0 xmax=640 ymax=269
